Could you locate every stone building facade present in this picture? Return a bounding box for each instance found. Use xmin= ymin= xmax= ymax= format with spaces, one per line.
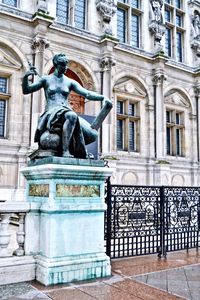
xmin=1 ymin=0 xmax=200 ymax=201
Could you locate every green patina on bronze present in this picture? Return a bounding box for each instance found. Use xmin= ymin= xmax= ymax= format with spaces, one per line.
xmin=22 ymin=53 xmax=112 ymax=160
xmin=56 ymin=184 xmax=100 ymax=197
xmin=29 ymin=184 xmax=49 ymax=197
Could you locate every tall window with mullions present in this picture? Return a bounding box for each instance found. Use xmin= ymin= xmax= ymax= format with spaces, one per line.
xmin=56 ymin=0 xmax=69 ymax=25
xmin=131 ymin=14 xmax=139 ymax=47
xmin=0 ymin=77 xmax=8 ymax=138
xmin=176 ymin=32 xmax=183 ymax=62
xmin=117 ymin=8 xmax=126 ymax=43
xmin=165 ymin=27 xmax=172 ymax=57
xmin=2 ymin=0 xmax=17 ymax=7
xmin=75 ymin=0 xmax=86 ymax=29
xmin=0 ymin=100 xmax=6 ymax=138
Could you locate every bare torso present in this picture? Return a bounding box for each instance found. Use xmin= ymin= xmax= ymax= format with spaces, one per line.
xmin=43 ymin=74 xmax=72 ymax=109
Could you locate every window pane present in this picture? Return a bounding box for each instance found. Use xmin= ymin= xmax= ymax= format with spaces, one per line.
xmin=176 ymin=14 xmax=182 ymax=27
xmin=166 ymin=111 xmax=171 ymax=123
xmin=0 ymin=100 xmax=6 ymax=137
xmin=176 ymin=113 xmax=180 ymax=124
xmin=131 ymin=0 xmax=139 ymax=9
xmin=176 ymin=32 xmax=183 ymax=62
xmin=129 ymin=121 xmax=135 ymax=151
xmin=2 ymin=0 xmax=17 ymax=7
xmin=117 ymin=8 xmax=126 ymax=43
xmin=175 ymin=0 xmax=181 ymax=9
xmin=165 ymin=9 xmax=171 ymax=22
xmin=166 ymin=127 xmax=171 ymax=155
xmin=165 ymin=0 xmax=171 ymax=3
xmin=117 ymin=101 xmax=124 ymax=114
xmin=75 ymin=0 xmax=86 ymax=29
xmin=56 ymin=0 xmax=69 ymax=24
xmin=128 ymin=103 xmax=135 ymax=116
xmin=0 ymin=77 xmax=7 ymax=94
xmin=131 ymin=14 xmax=139 ymax=47
xmin=176 ymin=129 xmax=181 ymax=156
xmin=117 ymin=119 xmax=123 ymax=149
xmin=165 ymin=27 xmax=171 ymax=57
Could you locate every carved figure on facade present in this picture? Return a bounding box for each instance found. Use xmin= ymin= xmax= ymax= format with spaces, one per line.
xmin=22 ymin=53 xmax=113 ymax=159
xmin=191 ymin=10 xmax=200 ymax=56
xmin=36 ymin=0 xmax=48 ymax=14
xmin=149 ymin=0 xmax=165 ymax=48
xmin=96 ymin=0 xmax=117 ymax=35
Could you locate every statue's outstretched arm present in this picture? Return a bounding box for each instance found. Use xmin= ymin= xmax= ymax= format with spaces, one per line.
xmin=71 ymin=79 xmax=105 ymax=101
xmin=22 ymin=69 xmax=45 ymax=94
xmin=70 ymin=79 xmax=113 ymax=130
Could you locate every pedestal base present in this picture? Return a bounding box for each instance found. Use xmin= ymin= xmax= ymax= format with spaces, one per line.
xmin=22 ymin=158 xmax=113 ymax=286
xmin=36 ymin=253 xmax=111 ymax=286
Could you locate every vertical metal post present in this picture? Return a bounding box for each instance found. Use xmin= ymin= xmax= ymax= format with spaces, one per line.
xmin=106 ymin=177 xmax=112 ymax=257
xmin=159 ymin=186 xmax=166 ymax=258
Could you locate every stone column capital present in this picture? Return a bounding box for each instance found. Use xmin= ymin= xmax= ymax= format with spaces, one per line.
xmin=194 ymin=84 xmax=200 ymax=97
xmin=31 ymin=36 xmax=50 ymax=53
xmin=152 ymin=70 xmax=166 ymax=85
xmin=100 ymin=56 xmax=116 ymax=71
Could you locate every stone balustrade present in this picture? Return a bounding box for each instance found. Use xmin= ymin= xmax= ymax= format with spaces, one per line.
xmin=0 ymin=202 xmax=30 ymax=257
xmin=0 ymin=202 xmax=36 ymax=285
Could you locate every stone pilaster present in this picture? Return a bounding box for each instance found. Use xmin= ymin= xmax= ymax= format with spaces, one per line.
xmin=153 ymin=69 xmax=166 ymax=159
xmin=194 ymin=84 xmax=200 ymax=161
xmin=100 ymin=54 xmax=115 ymax=154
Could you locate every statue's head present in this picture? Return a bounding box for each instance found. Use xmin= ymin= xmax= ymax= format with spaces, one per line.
xmin=53 ymin=53 xmax=69 ymax=67
xmin=53 ymin=53 xmax=69 ymax=75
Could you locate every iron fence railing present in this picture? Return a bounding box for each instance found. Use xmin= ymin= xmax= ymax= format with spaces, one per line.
xmin=105 ymin=179 xmax=200 ymax=259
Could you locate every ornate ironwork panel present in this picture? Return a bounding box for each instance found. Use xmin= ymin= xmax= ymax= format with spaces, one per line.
xmin=106 ymin=185 xmax=161 ymax=258
xmin=164 ymin=187 xmax=200 ymax=252
xmin=105 ymin=183 xmax=200 ymax=259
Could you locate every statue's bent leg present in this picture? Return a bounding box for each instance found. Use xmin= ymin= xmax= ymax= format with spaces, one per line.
xmin=62 ymin=111 xmax=78 ymax=157
xmin=79 ymin=117 xmax=98 ymax=145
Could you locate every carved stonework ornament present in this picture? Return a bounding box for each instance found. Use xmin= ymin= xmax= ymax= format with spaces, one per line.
xmin=37 ymin=0 xmax=48 ymax=14
xmin=96 ymin=0 xmax=117 ymax=35
xmin=153 ymin=72 xmax=166 ymax=85
xmin=165 ymin=92 xmax=190 ymax=108
xmin=100 ymin=56 xmax=116 ymax=71
xmin=191 ymin=10 xmax=200 ymax=57
xmin=31 ymin=37 xmax=50 ymax=53
xmin=149 ymin=0 xmax=165 ymax=46
xmin=114 ymin=79 xmax=146 ymax=98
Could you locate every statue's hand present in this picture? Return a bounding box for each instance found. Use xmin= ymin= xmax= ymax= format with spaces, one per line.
xmin=24 ymin=67 xmax=37 ymax=78
xmin=103 ymin=97 xmax=113 ymax=109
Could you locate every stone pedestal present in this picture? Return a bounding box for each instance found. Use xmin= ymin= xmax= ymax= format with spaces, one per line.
xmin=21 ymin=158 xmax=112 ymax=286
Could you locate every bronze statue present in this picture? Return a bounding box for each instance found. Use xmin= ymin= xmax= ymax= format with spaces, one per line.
xmin=22 ymin=53 xmax=112 ymax=159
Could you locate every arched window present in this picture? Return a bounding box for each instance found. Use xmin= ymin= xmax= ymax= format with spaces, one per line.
xmin=49 ymin=67 xmax=85 ymax=114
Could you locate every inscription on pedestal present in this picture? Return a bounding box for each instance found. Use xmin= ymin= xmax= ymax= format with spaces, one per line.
xmin=56 ymin=184 xmax=100 ymax=197
xmin=29 ymin=184 xmax=49 ymax=197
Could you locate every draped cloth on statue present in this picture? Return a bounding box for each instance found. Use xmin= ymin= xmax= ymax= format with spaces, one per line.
xmin=34 ymin=105 xmax=87 ymax=158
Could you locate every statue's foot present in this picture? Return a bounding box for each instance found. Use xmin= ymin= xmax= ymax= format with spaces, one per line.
xmin=62 ymin=151 xmax=74 ymax=158
xmin=86 ymin=152 xmax=94 ymax=159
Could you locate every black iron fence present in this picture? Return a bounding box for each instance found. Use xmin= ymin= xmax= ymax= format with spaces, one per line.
xmin=105 ymin=179 xmax=200 ymax=259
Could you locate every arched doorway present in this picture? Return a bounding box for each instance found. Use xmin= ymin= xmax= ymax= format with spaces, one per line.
xmin=49 ymin=67 xmax=85 ymax=114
